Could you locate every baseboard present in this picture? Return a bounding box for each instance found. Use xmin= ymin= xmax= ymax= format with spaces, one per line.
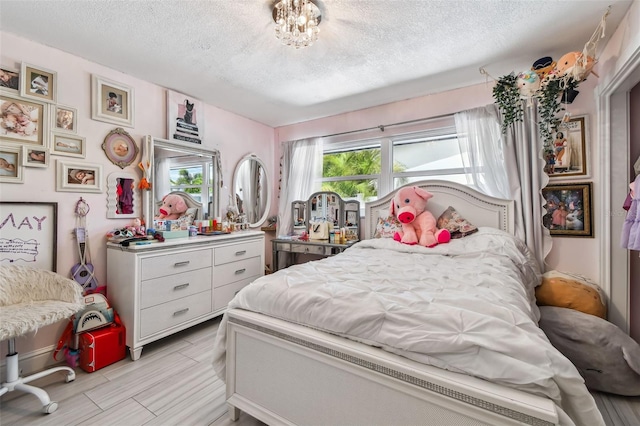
xmin=0 ymin=344 xmax=59 ymax=380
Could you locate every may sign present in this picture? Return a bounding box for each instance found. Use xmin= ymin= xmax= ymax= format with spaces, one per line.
xmin=0 ymin=202 xmax=58 ymax=271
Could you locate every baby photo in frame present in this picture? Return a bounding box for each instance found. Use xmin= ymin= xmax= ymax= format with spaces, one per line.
xmin=0 ymin=67 xmax=19 ymax=92
xmin=0 ymin=91 xmax=47 ymax=147
xmin=22 ymin=146 xmax=49 ymax=168
xmin=91 ymin=74 xmax=134 ymax=128
xmin=20 ymin=62 xmax=57 ymax=104
xmin=56 ymin=160 xmax=103 ymax=193
xmin=53 ymin=104 xmax=77 ymax=133
xmin=0 ymin=145 xmax=23 ymax=183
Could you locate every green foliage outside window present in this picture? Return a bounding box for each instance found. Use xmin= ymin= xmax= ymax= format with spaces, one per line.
xmin=171 ymin=169 xmax=202 ymax=195
xmin=322 ymin=149 xmax=406 ymax=198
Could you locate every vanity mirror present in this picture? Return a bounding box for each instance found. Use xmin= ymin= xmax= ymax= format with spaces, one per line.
xmin=233 ymin=153 xmax=271 ymax=228
xmin=141 ymin=136 xmax=220 ymax=226
xmin=293 ymin=191 xmax=360 ymax=239
xmin=106 ymin=171 xmax=138 ymax=219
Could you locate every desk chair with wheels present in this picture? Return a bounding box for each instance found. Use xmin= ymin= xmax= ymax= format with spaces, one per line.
xmin=0 ymin=265 xmax=84 ymax=414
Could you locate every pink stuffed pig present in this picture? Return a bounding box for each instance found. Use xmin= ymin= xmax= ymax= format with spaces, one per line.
xmin=390 ymin=186 xmax=450 ymax=247
xmin=156 ymin=194 xmax=188 ymax=220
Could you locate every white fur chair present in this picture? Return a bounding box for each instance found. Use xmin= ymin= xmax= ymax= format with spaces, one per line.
xmin=0 ymin=265 xmax=84 ymax=414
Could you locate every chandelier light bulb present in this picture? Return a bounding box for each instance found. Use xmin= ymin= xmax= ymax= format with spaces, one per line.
xmin=272 ymin=0 xmax=321 ymax=49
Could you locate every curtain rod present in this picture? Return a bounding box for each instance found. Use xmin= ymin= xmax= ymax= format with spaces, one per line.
xmin=318 ymin=113 xmax=454 ymax=139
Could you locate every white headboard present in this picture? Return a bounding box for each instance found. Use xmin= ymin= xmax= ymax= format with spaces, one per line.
xmin=364 ymin=180 xmax=514 ymax=239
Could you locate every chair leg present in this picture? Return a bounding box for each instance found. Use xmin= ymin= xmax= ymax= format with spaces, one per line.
xmin=1 ymin=339 xmax=75 ymax=414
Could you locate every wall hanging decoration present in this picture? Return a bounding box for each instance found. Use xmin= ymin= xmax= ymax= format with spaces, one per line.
xmin=71 ymin=197 xmax=98 ymax=293
xmin=0 ymin=67 xmax=19 ymax=93
xmin=488 ymin=6 xmax=609 ymax=149
xmin=544 ymin=115 xmax=588 ymax=179
xmin=167 ymin=89 xmax=204 ymax=145
xmin=0 ymin=145 xmax=23 ymax=183
xmin=51 ymin=132 xmax=86 ymax=158
xmin=53 ymin=104 xmax=77 ymax=134
xmin=56 ymin=159 xmax=103 ymax=193
xmin=19 ymin=62 xmax=57 ymax=104
xmin=91 ymin=74 xmax=134 ymax=128
xmin=0 ymin=201 xmax=58 ymax=271
xmin=542 ymin=182 xmax=593 ymax=237
xmin=21 ymin=146 xmax=49 ymax=168
xmin=106 ymin=171 xmax=138 ymax=219
xmin=0 ymin=91 xmax=47 ymax=147
xmin=102 ymin=127 xmax=138 ymax=168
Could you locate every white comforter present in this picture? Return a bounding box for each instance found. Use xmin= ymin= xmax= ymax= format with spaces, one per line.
xmin=213 ymin=228 xmax=603 ymax=426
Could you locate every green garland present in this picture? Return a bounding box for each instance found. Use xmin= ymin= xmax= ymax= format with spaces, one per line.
xmin=493 ymin=73 xmax=579 ymax=148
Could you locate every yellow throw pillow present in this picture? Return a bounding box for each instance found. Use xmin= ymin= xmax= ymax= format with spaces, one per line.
xmin=536 ymin=271 xmax=607 ymax=318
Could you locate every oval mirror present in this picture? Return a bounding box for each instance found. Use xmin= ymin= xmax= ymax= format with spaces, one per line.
xmin=233 ymin=154 xmax=271 ymax=227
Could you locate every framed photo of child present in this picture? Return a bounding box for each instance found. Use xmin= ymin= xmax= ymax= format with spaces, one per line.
xmin=56 ymin=159 xmax=103 ymax=193
xmin=91 ymin=74 xmax=134 ymax=128
xmin=19 ymin=62 xmax=57 ymax=104
xmin=544 ymin=115 xmax=588 ymax=179
xmin=0 ymin=91 xmax=48 ymax=147
xmin=542 ymin=182 xmax=593 ymax=237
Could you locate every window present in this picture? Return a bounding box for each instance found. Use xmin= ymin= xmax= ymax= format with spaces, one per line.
xmin=169 ymin=158 xmax=216 ymax=218
xmin=321 ymin=122 xmax=470 ymax=203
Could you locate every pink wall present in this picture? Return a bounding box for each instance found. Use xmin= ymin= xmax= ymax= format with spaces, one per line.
xmin=0 ymin=32 xmax=274 ymax=360
xmin=275 ymin=77 xmax=600 ymax=279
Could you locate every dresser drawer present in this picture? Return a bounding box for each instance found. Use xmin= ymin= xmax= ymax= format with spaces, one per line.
xmin=290 ymin=243 xmax=332 ymax=256
xmin=214 ymin=256 xmax=262 ymax=288
xmin=214 ymin=240 xmax=263 ymax=266
xmin=140 ymin=267 xmax=212 ymax=309
xmin=141 ymin=248 xmax=212 ymax=281
xmin=140 ymin=291 xmax=212 ymax=338
xmin=213 ymin=276 xmax=258 ymax=310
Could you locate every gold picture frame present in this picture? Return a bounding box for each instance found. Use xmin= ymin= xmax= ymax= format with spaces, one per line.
xmin=544 ymin=115 xmax=588 ymax=179
xmin=542 ymin=182 xmax=593 ymax=237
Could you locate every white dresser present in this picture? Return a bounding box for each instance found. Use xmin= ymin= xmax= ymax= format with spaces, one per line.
xmin=106 ymin=231 xmax=264 ymax=360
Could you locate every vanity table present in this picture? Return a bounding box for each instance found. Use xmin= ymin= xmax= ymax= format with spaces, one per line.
xmin=271 ymin=238 xmax=356 ymax=271
xmin=274 ymin=191 xmax=360 ymax=271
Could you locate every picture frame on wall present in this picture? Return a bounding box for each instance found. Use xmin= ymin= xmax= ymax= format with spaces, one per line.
xmin=0 ymin=67 xmax=19 ymax=92
xmin=544 ymin=115 xmax=588 ymax=179
xmin=22 ymin=146 xmax=49 ymax=168
xmin=0 ymin=91 xmax=47 ymax=147
xmin=52 ymin=104 xmax=78 ymax=134
xmin=91 ymin=74 xmax=134 ymax=128
xmin=101 ymin=127 xmax=138 ymax=169
xmin=167 ymin=89 xmax=204 ymax=145
xmin=542 ymin=182 xmax=593 ymax=237
xmin=51 ymin=132 xmax=86 ymax=158
xmin=0 ymin=145 xmax=23 ymax=183
xmin=56 ymin=160 xmax=103 ymax=193
xmin=0 ymin=201 xmax=58 ymax=271
xmin=19 ymin=62 xmax=57 ymax=104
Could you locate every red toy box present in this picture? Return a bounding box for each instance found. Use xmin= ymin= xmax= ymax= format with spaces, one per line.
xmin=78 ymin=316 xmax=126 ymax=373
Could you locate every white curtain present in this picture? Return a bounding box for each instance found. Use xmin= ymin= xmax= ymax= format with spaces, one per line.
xmin=455 ymin=104 xmax=551 ymax=270
xmin=277 ymin=138 xmax=323 ymax=239
xmin=154 ymin=158 xmax=172 ymax=207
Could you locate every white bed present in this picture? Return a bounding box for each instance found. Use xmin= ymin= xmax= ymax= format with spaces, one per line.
xmin=213 ymin=180 xmax=602 ymax=426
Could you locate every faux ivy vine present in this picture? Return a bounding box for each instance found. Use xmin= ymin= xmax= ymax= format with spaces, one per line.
xmin=493 ymin=73 xmax=523 ymax=134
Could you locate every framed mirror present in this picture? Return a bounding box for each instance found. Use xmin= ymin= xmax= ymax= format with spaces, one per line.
xmin=233 ymin=153 xmax=271 ymax=228
xmin=295 ymin=191 xmax=360 ymax=240
xmin=292 ymin=200 xmax=307 ymax=232
xmin=142 ymin=136 xmax=220 ymax=226
xmin=106 ymin=171 xmax=138 ymax=219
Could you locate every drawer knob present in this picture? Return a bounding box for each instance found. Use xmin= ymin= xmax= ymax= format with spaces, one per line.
xmin=174 ymin=261 xmax=190 ymax=267
xmin=173 ymin=283 xmax=190 ymax=290
xmin=235 ymin=250 xmax=247 ymax=256
xmin=173 ymin=308 xmax=189 ymax=316
xmin=235 ymin=268 xmax=246 ymax=275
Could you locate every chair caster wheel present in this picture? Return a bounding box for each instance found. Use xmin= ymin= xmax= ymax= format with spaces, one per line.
xmin=66 ymin=371 xmax=76 ymax=383
xmin=43 ymin=401 xmax=58 ymax=414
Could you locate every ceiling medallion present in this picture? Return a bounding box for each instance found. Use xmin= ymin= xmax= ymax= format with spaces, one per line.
xmin=272 ymin=0 xmax=321 ymax=49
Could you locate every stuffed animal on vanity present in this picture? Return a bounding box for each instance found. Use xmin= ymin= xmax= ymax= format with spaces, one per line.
xmin=390 ymin=186 xmax=451 ymax=247
xmin=155 ymin=194 xmax=187 ymax=220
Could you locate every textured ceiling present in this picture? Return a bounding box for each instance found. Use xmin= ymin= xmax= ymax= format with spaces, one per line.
xmin=0 ymin=0 xmax=632 ymax=127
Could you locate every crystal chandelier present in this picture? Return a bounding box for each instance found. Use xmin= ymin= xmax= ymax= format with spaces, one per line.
xmin=273 ymin=0 xmax=321 ymax=49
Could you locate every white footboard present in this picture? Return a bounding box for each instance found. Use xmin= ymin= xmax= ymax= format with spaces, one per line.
xmin=225 ymin=309 xmax=559 ymax=426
